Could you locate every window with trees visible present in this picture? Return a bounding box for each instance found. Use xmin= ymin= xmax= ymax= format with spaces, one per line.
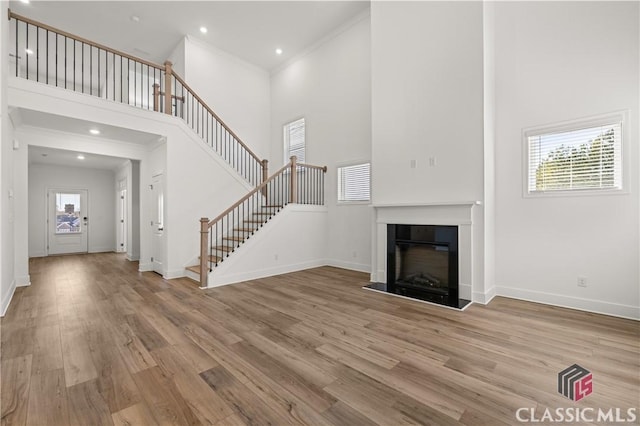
xmin=284 ymin=118 xmax=305 ymax=163
xmin=338 ymin=163 xmax=371 ymax=202
xmin=525 ymin=113 xmax=624 ymax=195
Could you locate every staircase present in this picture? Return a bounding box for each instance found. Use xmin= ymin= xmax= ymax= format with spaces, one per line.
xmin=187 ymin=157 xmax=327 ymax=287
xmin=8 ymin=11 xmax=328 ymax=287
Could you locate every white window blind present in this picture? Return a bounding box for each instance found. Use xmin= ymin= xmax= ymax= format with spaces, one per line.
xmin=338 ymin=163 xmax=371 ymax=202
xmin=284 ymin=118 xmax=305 ymax=163
xmin=526 ymin=118 xmax=623 ymax=194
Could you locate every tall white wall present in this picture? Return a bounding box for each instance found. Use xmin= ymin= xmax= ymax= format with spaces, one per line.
xmin=270 ymin=14 xmax=372 ymax=272
xmin=182 ymin=36 xmax=271 ymax=159
xmin=493 ymin=1 xmax=640 ymax=319
xmin=28 ymin=164 xmax=116 ymax=256
xmin=370 ymin=2 xmax=487 ymax=300
xmin=0 ymin=0 xmax=16 ymax=315
xmin=371 ymin=1 xmax=484 ymax=205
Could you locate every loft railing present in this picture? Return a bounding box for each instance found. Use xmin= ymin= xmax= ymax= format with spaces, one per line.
xmin=199 ymin=156 xmax=327 ymax=287
xmin=8 ymin=10 xmax=265 ymax=186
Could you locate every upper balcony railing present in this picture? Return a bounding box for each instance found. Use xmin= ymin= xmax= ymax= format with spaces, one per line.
xmin=8 ymin=10 xmax=265 ymax=186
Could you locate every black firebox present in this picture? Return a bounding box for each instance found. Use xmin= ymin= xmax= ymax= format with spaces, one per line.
xmin=365 ymin=224 xmax=470 ymax=309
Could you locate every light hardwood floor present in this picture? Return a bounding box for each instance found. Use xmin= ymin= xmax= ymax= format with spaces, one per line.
xmin=1 ymin=253 xmax=638 ymax=425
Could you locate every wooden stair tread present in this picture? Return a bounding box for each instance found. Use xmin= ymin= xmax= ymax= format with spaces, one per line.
xmin=253 ymin=212 xmax=272 ymax=216
xmin=198 ymin=254 xmax=222 ymax=263
xmin=223 ymin=236 xmax=244 ymax=242
xmin=213 ymin=245 xmax=233 ymax=252
xmin=234 ymin=228 xmax=256 ymax=233
xmin=186 ymin=265 xmax=200 ymax=275
xmin=263 ymin=205 xmax=283 ymax=208
xmin=244 ymin=220 xmax=265 ymax=224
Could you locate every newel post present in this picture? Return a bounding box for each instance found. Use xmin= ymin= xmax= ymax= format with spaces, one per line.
xmin=261 ymin=159 xmax=269 ymax=197
xmin=199 ymin=217 xmax=209 ymax=288
xmin=289 ymin=156 xmax=297 ymax=204
xmin=164 ymin=61 xmax=173 ymax=115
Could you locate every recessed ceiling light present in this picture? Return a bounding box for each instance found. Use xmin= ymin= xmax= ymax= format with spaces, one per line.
xmin=275 ymin=48 xmax=283 ymax=55
xmin=77 ymin=155 xmax=85 ymax=160
xmin=41 ymin=153 xmax=47 ymax=157
xmin=200 ymin=26 xmax=208 ymax=34
xmin=19 ymin=0 xmax=29 ymax=4
xmin=25 ymin=48 xmax=33 ymax=55
xmin=130 ymin=15 xmax=140 ymax=23
xmin=89 ymin=129 xmax=100 ymax=135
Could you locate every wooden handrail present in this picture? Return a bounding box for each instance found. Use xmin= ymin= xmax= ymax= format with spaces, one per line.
xmin=297 ymin=163 xmax=328 ymax=172
xmin=207 ymin=162 xmax=292 ymax=228
xmin=172 ymin=72 xmax=263 ymax=165
xmin=8 ymin=10 xmax=164 ymax=71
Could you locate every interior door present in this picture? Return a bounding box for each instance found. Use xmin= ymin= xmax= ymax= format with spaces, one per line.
xmin=118 ymin=189 xmax=127 ymax=253
xmin=48 ymin=189 xmax=88 ymax=255
xmin=151 ymin=174 xmax=164 ymax=275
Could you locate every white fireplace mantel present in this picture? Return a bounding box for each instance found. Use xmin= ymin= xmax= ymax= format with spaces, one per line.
xmin=371 ymin=201 xmax=484 ymax=303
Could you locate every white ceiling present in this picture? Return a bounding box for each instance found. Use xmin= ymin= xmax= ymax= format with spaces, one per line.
xmin=29 ymin=145 xmax=130 ymax=171
xmin=16 ymin=109 xmax=161 ymax=145
xmin=8 ymin=1 xmax=370 ymax=71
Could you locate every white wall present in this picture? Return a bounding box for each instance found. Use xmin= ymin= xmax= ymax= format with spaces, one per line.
xmin=371 ymin=1 xmax=484 ymax=205
xmin=370 ymin=2 xmax=487 ymax=301
xmin=207 ymin=205 xmax=328 ymax=287
xmin=29 ymin=164 xmax=116 ymax=256
xmin=493 ymin=1 xmax=640 ymax=319
xmin=183 ymin=36 xmax=271 ymax=160
xmin=0 ymin=0 xmax=16 ymax=315
xmin=13 ymin=135 xmax=29 ymax=287
xmin=270 ymin=14 xmax=372 ymax=272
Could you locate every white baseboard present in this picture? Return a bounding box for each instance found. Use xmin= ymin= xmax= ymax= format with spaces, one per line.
xmin=138 ymin=262 xmax=153 ymax=272
xmin=208 ymin=259 xmax=326 ymax=288
xmin=89 ymin=247 xmax=115 ymax=254
xmin=16 ymin=275 xmax=31 ymax=287
xmin=496 ymin=286 xmax=639 ymax=321
xmin=326 ymin=259 xmax=371 ymax=274
xmin=1 ymin=280 xmax=17 ymax=317
xmin=125 ymin=253 xmax=140 ymax=261
xmin=473 ymin=286 xmax=496 ymax=305
xmin=164 ymin=269 xmax=185 ymax=280
xmin=29 ymin=251 xmax=46 ymax=258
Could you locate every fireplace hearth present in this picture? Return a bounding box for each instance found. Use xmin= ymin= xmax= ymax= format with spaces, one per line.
xmin=365 ymin=224 xmax=471 ymax=309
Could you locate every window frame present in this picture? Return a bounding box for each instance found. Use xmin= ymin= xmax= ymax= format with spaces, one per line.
xmin=337 ymin=161 xmax=371 ymax=205
xmin=283 ymin=117 xmax=306 ymax=165
xmin=522 ymin=111 xmax=629 ymax=198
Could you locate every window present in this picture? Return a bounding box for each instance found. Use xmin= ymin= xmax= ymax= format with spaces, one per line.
xmin=55 ymin=193 xmax=81 ymax=234
xmin=284 ymin=118 xmax=305 ymax=163
xmin=338 ymin=163 xmax=371 ymax=202
xmin=525 ymin=113 xmax=624 ymax=195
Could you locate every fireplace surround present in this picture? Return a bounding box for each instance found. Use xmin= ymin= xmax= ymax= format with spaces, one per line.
xmin=365 ymin=224 xmax=471 ymax=309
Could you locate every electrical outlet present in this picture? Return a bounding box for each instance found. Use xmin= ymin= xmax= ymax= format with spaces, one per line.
xmin=410 ymin=159 xmax=417 ymax=169
xmin=577 ymin=276 xmax=587 ymax=287
xmin=429 ymin=157 xmax=437 ymax=167
xmin=352 ymin=251 xmax=357 ymax=258
xmin=274 ymin=254 xmax=278 ymax=261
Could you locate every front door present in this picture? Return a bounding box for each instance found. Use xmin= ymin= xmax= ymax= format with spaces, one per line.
xmin=151 ymin=174 xmax=164 ymax=275
xmin=48 ymin=189 xmax=88 ymax=255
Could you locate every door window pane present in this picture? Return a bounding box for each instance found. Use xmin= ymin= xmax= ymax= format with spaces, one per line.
xmin=55 ymin=193 xmax=81 ymax=234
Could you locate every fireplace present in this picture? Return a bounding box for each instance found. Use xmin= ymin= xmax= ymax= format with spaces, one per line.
xmin=366 ymin=224 xmax=471 ymax=309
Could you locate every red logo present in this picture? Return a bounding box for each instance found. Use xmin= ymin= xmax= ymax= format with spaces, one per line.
xmin=558 ymin=364 xmax=593 ymax=401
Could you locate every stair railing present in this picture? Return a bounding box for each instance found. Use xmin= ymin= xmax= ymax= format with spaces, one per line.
xmin=8 ymin=10 xmax=266 ymax=186
xmin=199 ymin=156 xmax=327 ymax=287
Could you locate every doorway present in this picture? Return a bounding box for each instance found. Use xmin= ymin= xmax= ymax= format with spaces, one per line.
xmin=151 ymin=174 xmax=164 ymax=275
xmin=47 ymin=189 xmax=89 ymax=255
